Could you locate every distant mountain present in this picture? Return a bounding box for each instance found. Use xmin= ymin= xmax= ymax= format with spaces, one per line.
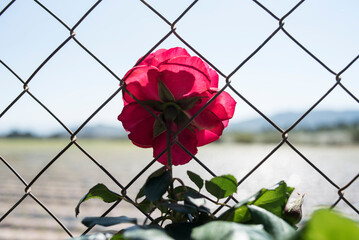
xmin=228 ymin=110 xmax=359 ymax=132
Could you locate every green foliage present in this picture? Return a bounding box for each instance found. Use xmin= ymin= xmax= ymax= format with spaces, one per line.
xmin=74 ymin=169 xmax=359 ymax=240
xmin=253 ymin=181 xmax=294 ymax=217
xmin=187 ymin=171 xmax=204 ymax=190
xmin=191 ymin=221 xmax=273 ymax=240
xmin=82 ymin=216 xmax=137 ymax=228
xmin=75 ymin=183 xmax=122 ymax=217
xmin=292 ymin=209 xmax=359 ymax=240
xmin=153 ymin=116 xmax=166 ymax=138
xmin=160 ymin=202 xmax=197 ymax=215
xmin=171 ymin=185 xmax=197 ymax=201
xmin=158 ymin=80 xmax=175 ymax=102
xmin=143 ymin=166 xmax=172 ymax=202
xmin=219 ymin=181 xmax=294 ymax=223
xmin=205 ymin=174 xmax=237 ymax=199
xmin=248 ymin=205 xmax=295 ymax=240
xmin=122 ymin=225 xmax=174 ymax=240
xmin=165 ymin=222 xmax=197 ymax=240
xmin=71 ymin=232 xmax=116 ymax=240
xmin=137 ymin=198 xmax=154 ymax=213
xmin=177 ymin=97 xmax=203 ymax=111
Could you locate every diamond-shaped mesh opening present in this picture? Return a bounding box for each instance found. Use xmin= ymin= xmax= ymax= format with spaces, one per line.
xmin=230 ymin=31 xmax=336 ymax=121
xmin=0 ymin=196 xmax=73 ymax=240
xmin=144 ymin=0 xmax=197 ymax=22
xmin=74 ymin=0 xmax=170 ymax=75
xmin=339 ymin=61 xmax=359 ymax=103
xmin=29 ymin=41 xmax=120 ymax=130
xmin=0 ymin=65 xmax=23 ymax=113
xmin=0 ymin=1 xmax=69 ymax=78
xmin=1 ymin=0 xmax=358 ymax=238
xmin=284 ymin=0 xmax=359 ymax=69
xmin=0 ymin=93 xmax=70 ymax=136
xmin=0 ymin=160 xmax=25 ymax=216
xmin=337 ymin=178 xmax=359 ymax=218
xmin=34 ymin=0 xmax=99 ymax=27
xmin=0 ymin=138 xmax=70 ymax=183
xmin=175 ymin=0 xmax=278 ymax=74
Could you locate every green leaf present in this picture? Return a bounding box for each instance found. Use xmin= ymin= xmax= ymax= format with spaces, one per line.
xmin=184 ymin=191 xmax=210 ymax=214
xmin=177 ymin=97 xmax=203 ymax=110
xmin=161 ymin=202 xmax=197 ymax=214
xmin=294 ymin=209 xmax=359 ymax=240
xmin=175 ymin=111 xmax=190 ymax=128
xmin=138 ymin=198 xmax=154 ymax=213
xmin=185 ymin=193 xmax=206 ymax=209
xmin=152 ymin=215 xmax=171 ymax=225
xmin=248 ymin=205 xmax=295 ymax=240
xmin=71 ymin=233 xmax=115 ymax=240
xmin=165 ymin=223 xmax=197 ymax=240
xmin=253 ymin=181 xmax=294 ymax=217
xmin=218 ymin=204 xmax=252 ymax=223
xmin=110 ymin=233 xmax=126 ymax=240
xmin=187 ymin=171 xmax=204 ymax=190
xmin=139 ymin=100 xmax=164 ymax=112
xmin=82 ymin=216 xmax=137 ymax=228
xmin=191 ymin=221 xmax=273 ymax=240
xmin=153 ymin=116 xmax=166 ymax=138
xmin=219 ymin=181 xmax=294 ymax=223
xmin=144 ymin=167 xmax=172 ymax=202
xmin=205 ymin=174 xmax=237 ymax=199
xmin=136 ymin=185 xmax=145 ymax=202
xmin=123 ymin=225 xmax=174 ymax=240
xmin=156 ymin=201 xmax=170 ymax=214
xmin=75 ymin=183 xmax=121 ymax=217
xmin=171 ymin=185 xmax=197 ymax=201
xmin=158 ymin=80 xmax=175 ymax=102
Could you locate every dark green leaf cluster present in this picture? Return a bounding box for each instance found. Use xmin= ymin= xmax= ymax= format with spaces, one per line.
xmin=73 ymin=168 xmax=359 ymax=240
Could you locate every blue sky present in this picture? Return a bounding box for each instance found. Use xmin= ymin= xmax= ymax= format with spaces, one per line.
xmin=0 ymin=0 xmax=358 ymax=135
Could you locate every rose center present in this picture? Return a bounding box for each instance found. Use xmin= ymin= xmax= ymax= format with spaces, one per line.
xmin=163 ymin=102 xmax=181 ymax=122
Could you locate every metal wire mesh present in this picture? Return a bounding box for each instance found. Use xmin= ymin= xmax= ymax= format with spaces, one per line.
xmin=1 ymin=0 xmax=358 ymax=239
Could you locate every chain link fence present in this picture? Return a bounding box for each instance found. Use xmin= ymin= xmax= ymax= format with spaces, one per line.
xmin=1 ymin=0 xmax=358 ymax=239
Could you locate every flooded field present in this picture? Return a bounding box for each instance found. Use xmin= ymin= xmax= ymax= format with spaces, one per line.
xmin=0 ymin=138 xmax=358 ymax=239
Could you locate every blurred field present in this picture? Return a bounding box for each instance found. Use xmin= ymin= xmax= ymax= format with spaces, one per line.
xmin=0 ymin=138 xmax=358 ymax=240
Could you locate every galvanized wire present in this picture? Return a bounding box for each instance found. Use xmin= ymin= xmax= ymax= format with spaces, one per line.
xmin=0 ymin=0 xmax=358 ymax=238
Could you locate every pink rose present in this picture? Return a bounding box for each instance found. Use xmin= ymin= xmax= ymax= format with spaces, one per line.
xmin=118 ymin=47 xmax=236 ymax=165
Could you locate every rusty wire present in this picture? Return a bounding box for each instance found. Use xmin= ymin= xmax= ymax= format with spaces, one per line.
xmin=0 ymin=0 xmax=358 ymax=238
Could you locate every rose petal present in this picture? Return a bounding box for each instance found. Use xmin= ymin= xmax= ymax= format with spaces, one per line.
xmin=195 ymin=124 xmax=224 ymax=147
xmin=208 ymin=68 xmax=219 ymax=88
xmin=159 ymin=56 xmax=211 ymax=99
xmin=118 ymin=103 xmax=156 ymax=147
xmin=137 ymin=48 xmax=190 ymax=67
xmin=154 ymin=127 xmax=198 ymax=166
xmin=193 ymin=90 xmax=236 ymax=121
xmin=153 ymin=47 xmax=191 ymax=66
xmin=157 ymin=70 xmax=196 ymax=101
xmin=136 ymin=49 xmax=167 ymax=66
xmin=200 ymin=60 xmax=218 ymax=88
xmin=186 ymin=107 xmax=222 ymax=130
xmin=123 ymin=66 xmax=161 ymax=103
xmin=207 ymin=90 xmax=236 ymax=120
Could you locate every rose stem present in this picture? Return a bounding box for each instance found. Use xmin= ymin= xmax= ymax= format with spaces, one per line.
xmin=166 ymin=120 xmax=175 ymax=200
xmin=166 ymin=120 xmax=173 ymax=168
